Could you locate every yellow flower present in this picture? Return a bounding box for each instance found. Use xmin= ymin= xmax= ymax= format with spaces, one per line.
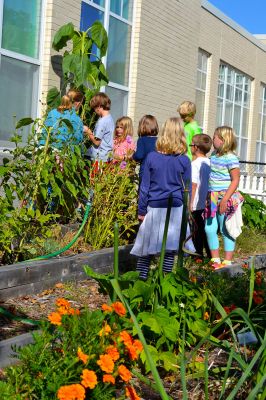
xmin=77 ymin=347 xmax=88 ymax=364
xmin=99 ymin=324 xmax=111 ymax=337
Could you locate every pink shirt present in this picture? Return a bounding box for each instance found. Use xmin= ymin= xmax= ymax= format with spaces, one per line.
xmin=113 ymin=135 xmax=135 ymax=158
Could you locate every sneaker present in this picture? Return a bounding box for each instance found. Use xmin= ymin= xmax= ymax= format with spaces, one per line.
xmin=212 ymin=262 xmax=225 ymax=270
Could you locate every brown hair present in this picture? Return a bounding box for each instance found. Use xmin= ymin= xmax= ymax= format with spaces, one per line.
xmin=178 ymin=101 xmax=196 ymax=122
xmin=115 ymin=116 xmax=134 ymax=139
xmin=214 ymin=126 xmax=237 ymax=155
xmin=193 ymin=134 xmax=212 ymax=155
xmin=156 ymin=117 xmax=187 ymax=155
xmin=137 ymin=115 xmax=159 ymax=137
xmin=67 ymin=88 xmax=84 ymax=103
xmin=90 ymin=92 xmax=111 ymax=110
xmin=57 ymin=95 xmax=72 ymax=113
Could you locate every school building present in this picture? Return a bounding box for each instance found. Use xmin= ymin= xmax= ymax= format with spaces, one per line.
xmin=0 ymin=0 xmax=266 ymax=166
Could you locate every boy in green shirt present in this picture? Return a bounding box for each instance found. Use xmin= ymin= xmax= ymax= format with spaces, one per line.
xmin=178 ymin=101 xmax=202 ymax=160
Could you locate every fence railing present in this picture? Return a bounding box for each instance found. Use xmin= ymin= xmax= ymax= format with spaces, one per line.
xmin=239 ymin=161 xmax=266 ymax=204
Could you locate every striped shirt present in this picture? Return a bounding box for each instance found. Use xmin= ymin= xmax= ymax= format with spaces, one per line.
xmin=209 ymin=152 xmax=239 ymax=192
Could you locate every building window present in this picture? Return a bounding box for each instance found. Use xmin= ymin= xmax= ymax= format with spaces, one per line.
xmin=195 ymin=49 xmax=209 ymax=128
xmin=0 ymin=0 xmax=42 ymax=146
xmin=216 ymin=63 xmax=251 ymax=161
xmin=80 ymin=0 xmax=133 ymax=121
xmin=256 ymin=84 xmax=266 ymax=167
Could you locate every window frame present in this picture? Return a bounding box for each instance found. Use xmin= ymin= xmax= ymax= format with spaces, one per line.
xmin=195 ymin=48 xmax=209 ymax=129
xmin=0 ymin=0 xmax=44 ymax=149
xmin=216 ymin=62 xmax=251 ymax=161
xmin=81 ymin=0 xmax=134 ymax=110
xmin=256 ymin=83 xmax=266 ymax=165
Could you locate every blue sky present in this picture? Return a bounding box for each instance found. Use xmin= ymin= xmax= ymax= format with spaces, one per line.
xmin=208 ymin=0 xmax=266 ymax=34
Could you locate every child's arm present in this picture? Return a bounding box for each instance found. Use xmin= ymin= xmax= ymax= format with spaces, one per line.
xmin=219 ymin=168 xmax=240 ymax=214
xmin=138 ymin=157 xmax=151 ymax=220
xmin=133 ymin=138 xmax=145 ymax=162
xmin=190 ymin=182 xmax=197 ymax=212
xmin=87 ymin=128 xmax=101 ymax=146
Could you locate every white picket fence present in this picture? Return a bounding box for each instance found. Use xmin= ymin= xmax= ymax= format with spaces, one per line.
xmin=239 ymin=173 xmax=266 ymax=204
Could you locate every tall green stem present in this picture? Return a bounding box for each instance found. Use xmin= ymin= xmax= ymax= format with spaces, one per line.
xmin=112 ymin=222 xmax=119 ymax=302
xmin=177 ymin=180 xmax=190 ymax=268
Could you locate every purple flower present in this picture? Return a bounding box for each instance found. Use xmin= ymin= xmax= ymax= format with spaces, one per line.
xmin=126 ymin=135 xmax=132 ymax=144
xmin=120 ymin=161 xmax=127 ymax=169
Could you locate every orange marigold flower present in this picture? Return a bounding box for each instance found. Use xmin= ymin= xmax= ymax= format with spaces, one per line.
xmin=57 ymin=384 xmax=85 ymax=400
xmin=127 ymin=345 xmax=138 ymax=361
xmin=120 ymin=331 xmax=133 ymax=347
xmin=68 ymin=308 xmax=77 ymax=315
xmin=106 ymin=345 xmax=120 ymax=361
xmin=56 ymin=298 xmax=71 ymax=308
xmin=112 ymin=301 xmax=126 ymax=317
xmin=80 ymin=369 xmax=98 ymax=389
xmin=103 ymin=374 xmax=115 ymax=385
xmin=99 ymin=324 xmax=112 ymax=337
xmin=102 ymin=304 xmax=113 ymax=312
xmin=204 ymin=311 xmax=210 ymax=320
xmin=77 ymin=347 xmax=88 ymax=364
xmin=118 ymin=365 xmax=132 ymax=382
xmin=97 ymin=354 xmax=114 ymax=373
xmin=133 ymin=340 xmax=143 ymax=353
xmin=57 ymin=306 xmax=69 ymax=315
xmin=125 ymin=385 xmax=140 ymax=400
xmin=190 ymin=276 xmax=197 ymax=283
xmin=48 ymin=312 xmax=62 ymax=326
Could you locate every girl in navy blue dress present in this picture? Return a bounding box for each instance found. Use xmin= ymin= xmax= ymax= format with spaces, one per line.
xmin=131 ymin=117 xmax=195 ymax=279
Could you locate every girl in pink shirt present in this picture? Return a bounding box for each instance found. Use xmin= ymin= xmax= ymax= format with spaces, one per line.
xmin=113 ymin=116 xmax=135 ymax=161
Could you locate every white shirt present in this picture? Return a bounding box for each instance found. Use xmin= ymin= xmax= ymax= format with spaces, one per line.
xmin=191 ymin=157 xmax=210 ymax=211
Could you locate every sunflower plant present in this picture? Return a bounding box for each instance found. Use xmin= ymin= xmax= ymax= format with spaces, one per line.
xmin=2 ymin=299 xmax=143 ymax=400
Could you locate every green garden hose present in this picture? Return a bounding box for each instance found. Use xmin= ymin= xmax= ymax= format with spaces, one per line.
xmin=0 ymin=200 xmax=92 ymax=325
xmin=27 ymin=201 xmax=92 ymax=261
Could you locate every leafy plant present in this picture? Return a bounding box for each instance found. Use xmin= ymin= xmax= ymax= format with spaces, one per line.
xmin=241 ymin=192 xmax=266 ymax=230
xmin=47 ymin=21 xmax=109 ymax=124
xmin=0 ymin=118 xmax=91 ymax=263
xmin=84 ymin=161 xmax=139 ymax=249
xmin=1 ymin=299 xmax=143 ymax=400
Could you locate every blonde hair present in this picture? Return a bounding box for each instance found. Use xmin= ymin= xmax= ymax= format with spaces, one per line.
xmin=178 ymin=101 xmax=196 ymax=122
xmin=156 ymin=117 xmax=187 ymax=155
xmin=57 ymin=95 xmax=72 ymax=113
xmin=214 ymin=126 xmax=237 ymax=155
xmin=115 ymin=116 xmax=134 ymax=139
xmin=137 ymin=115 xmax=159 ymax=137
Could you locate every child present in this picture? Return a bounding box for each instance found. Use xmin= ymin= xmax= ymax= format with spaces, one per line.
xmin=86 ymin=92 xmax=114 ymax=162
xmin=190 ymin=134 xmax=212 ymax=258
xmin=178 ymin=101 xmax=202 ymax=160
xmin=130 ymin=117 xmax=195 ymax=280
xmin=40 ymin=94 xmax=85 ymax=149
xmin=205 ymin=126 xmax=244 ymax=269
xmin=113 ymin=116 xmax=135 ymax=161
xmin=133 ymin=115 xmax=159 ymax=180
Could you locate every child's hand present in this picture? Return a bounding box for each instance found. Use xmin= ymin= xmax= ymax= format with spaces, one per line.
xmin=219 ymin=198 xmax=227 ymax=214
xmin=138 ymin=215 xmax=145 ymax=221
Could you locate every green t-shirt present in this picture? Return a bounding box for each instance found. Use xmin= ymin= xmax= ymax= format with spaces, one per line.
xmin=184 ymin=120 xmax=202 ymax=160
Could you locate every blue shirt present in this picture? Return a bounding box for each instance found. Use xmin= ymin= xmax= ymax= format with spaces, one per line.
xmin=133 ymin=136 xmax=157 ymax=179
xmin=138 ymin=151 xmax=191 ymax=215
xmin=87 ymin=114 xmax=114 ymax=162
xmin=40 ymin=108 xmax=84 ymax=149
xmin=209 ymin=152 xmax=239 ymax=191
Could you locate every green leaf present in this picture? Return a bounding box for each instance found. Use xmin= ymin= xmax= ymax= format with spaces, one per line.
xmin=16 ymin=118 xmax=34 ymax=129
xmin=52 ymin=22 xmax=75 ymax=51
xmin=46 ymin=87 xmax=61 ymax=108
xmin=58 ymin=118 xmax=74 ymax=133
xmin=159 ymin=351 xmax=179 ymax=372
xmin=90 ymin=21 xmax=108 ymax=57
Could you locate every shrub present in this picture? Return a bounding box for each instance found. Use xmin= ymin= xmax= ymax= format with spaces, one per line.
xmin=241 ymin=192 xmax=266 ymax=231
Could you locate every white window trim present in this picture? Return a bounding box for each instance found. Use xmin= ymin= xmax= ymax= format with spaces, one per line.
xmin=196 ymin=49 xmax=209 ymax=129
xmin=256 ymin=84 xmax=266 ymax=163
xmin=217 ymin=63 xmax=251 ymax=159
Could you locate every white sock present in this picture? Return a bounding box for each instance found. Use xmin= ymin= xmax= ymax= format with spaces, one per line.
xmin=211 ymin=258 xmax=221 ymax=264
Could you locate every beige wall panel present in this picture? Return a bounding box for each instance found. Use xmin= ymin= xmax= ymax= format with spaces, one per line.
xmin=129 ymin=0 xmax=202 ymax=129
